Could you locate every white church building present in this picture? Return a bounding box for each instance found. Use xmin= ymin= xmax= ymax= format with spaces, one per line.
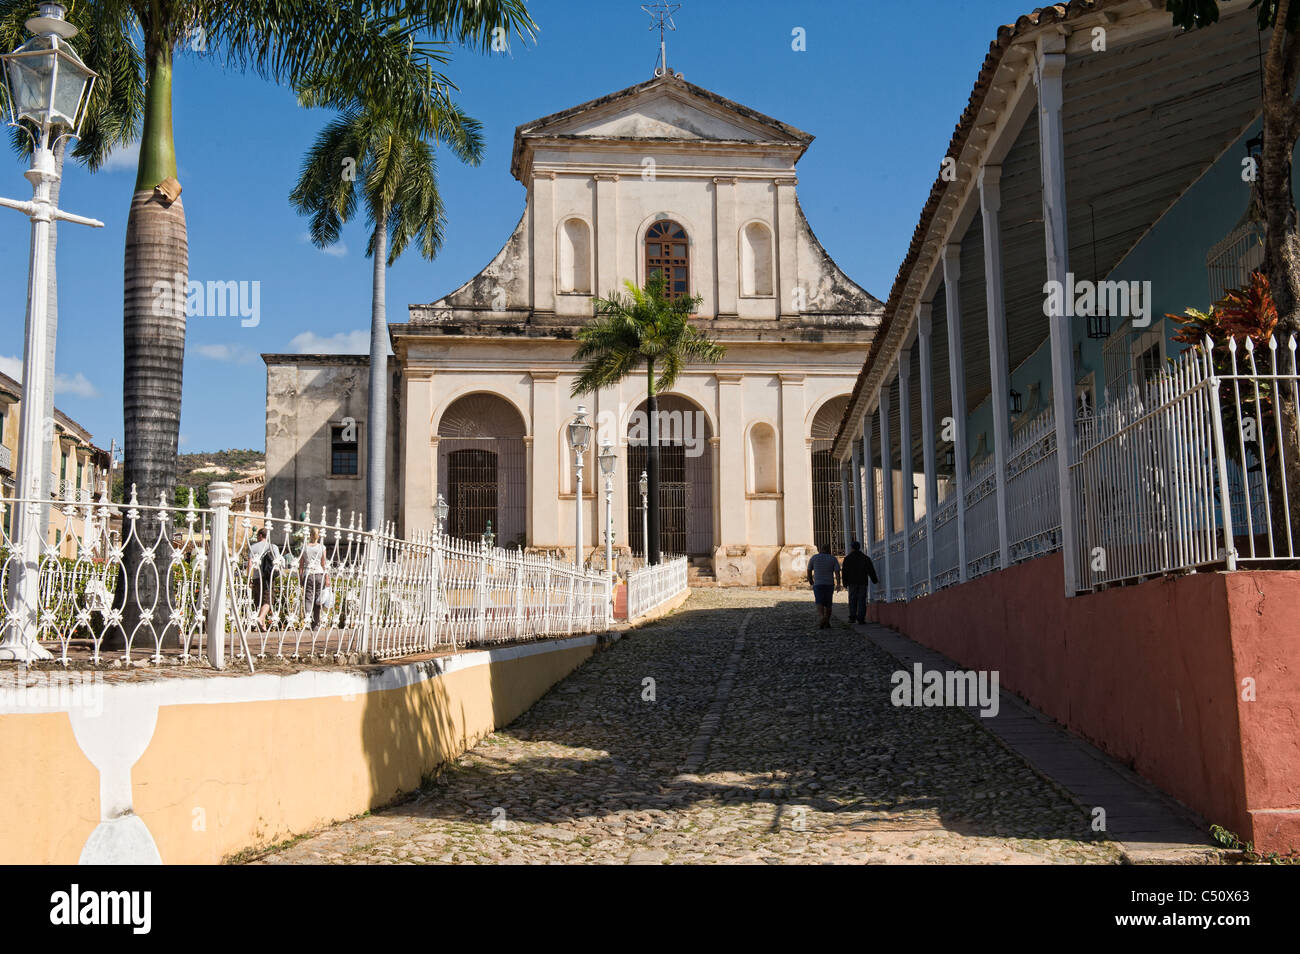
xmin=264 ymin=71 xmax=882 ymax=585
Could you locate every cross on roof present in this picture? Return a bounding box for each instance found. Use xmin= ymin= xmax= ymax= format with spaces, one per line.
xmin=641 ymin=1 xmax=682 ymax=76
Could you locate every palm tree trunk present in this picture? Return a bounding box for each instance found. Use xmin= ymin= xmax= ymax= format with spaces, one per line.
xmin=37 ymin=137 xmax=67 ymax=538
xmin=116 ymin=39 xmax=186 ymax=651
xmin=367 ymin=215 xmax=389 ymax=531
xmin=646 ymin=358 xmax=660 ymax=565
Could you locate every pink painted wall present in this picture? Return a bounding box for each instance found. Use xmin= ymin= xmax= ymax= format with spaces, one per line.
xmin=868 ymin=555 xmax=1300 ymax=853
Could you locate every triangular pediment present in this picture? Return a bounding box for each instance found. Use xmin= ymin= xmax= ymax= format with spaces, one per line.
xmin=512 ymin=74 xmax=812 ymax=178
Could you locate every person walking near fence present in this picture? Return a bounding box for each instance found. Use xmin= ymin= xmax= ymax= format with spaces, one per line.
xmin=248 ymin=528 xmax=281 ymax=631
xmin=299 ymin=527 xmax=330 ymax=630
xmin=805 ymin=542 xmax=841 ymax=630
xmin=842 ymin=540 xmax=879 ymax=625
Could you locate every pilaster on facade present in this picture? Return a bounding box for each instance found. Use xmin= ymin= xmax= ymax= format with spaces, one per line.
xmin=878 ymin=380 xmax=894 ymax=598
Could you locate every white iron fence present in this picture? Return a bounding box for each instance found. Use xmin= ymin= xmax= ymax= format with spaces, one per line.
xmin=1073 ymin=335 xmax=1299 ymax=589
xmin=862 ymin=337 xmax=1299 ymax=603
xmin=1007 ymin=409 xmax=1062 ymax=563
xmin=625 ymin=555 xmax=688 ymax=620
xmin=0 ymin=484 xmax=612 ymax=668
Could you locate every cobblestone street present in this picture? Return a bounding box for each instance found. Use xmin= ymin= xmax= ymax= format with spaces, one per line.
xmin=256 ymin=589 xmax=1127 ymax=865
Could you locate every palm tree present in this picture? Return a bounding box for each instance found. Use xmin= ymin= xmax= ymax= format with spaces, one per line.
xmin=289 ymin=96 xmax=483 ymax=530
xmin=90 ymin=0 xmax=535 ymax=516
xmin=572 ymin=276 xmax=725 ymax=564
xmin=1 ymin=0 xmax=144 ymax=515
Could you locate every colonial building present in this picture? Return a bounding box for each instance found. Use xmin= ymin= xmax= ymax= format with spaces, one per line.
xmin=0 ymin=370 xmax=112 ymax=558
xmin=265 ymin=71 xmax=882 ymax=584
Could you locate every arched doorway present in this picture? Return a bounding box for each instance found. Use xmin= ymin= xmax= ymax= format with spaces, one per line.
xmin=626 ymin=394 xmax=713 ymax=557
xmin=811 ymin=396 xmax=850 ymax=553
xmin=437 ymin=393 xmax=527 ymax=547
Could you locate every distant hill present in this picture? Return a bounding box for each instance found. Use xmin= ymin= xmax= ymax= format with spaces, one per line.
xmin=110 ymin=449 xmax=265 ymax=505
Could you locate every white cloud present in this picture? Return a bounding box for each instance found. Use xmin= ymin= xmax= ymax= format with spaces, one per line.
xmin=101 ymin=141 xmax=140 ymax=173
xmin=0 ymin=355 xmax=99 ymax=397
xmin=193 ymin=343 xmax=256 ymax=364
xmin=55 ymin=372 xmax=99 ymax=398
xmin=290 ymin=330 xmax=370 ymax=354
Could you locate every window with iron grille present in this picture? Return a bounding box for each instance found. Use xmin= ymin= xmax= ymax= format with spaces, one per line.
xmin=645 ymin=220 xmax=689 ymax=300
xmin=331 ymin=425 xmax=358 ymax=475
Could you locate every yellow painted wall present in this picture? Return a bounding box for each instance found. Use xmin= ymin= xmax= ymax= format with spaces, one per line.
xmin=0 ymin=640 xmax=596 ymax=864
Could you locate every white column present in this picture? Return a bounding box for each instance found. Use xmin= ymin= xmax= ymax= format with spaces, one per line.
xmin=850 ymin=439 xmax=865 ymax=549
xmin=1035 ymin=40 xmax=1080 ymax=597
xmin=942 ymin=244 xmax=970 ymax=582
xmin=839 ymin=464 xmax=853 ymax=552
xmin=878 ymin=379 xmax=893 ymax=599
xmin=897 ymin=350 xmax=913 ymax=598
xmin=917 ymin=303 xmax=937 ymax=593
xmin=979 ymin=164 xmax=1012 ymax=572
xmin=861 ymin=411 xmax=874 ymax=554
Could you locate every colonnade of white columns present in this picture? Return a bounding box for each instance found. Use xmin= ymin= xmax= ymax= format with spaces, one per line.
xmin=841 ymin=39 xmax=1079 ymax=601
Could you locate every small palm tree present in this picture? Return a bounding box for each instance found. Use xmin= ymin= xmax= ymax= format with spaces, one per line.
xmin=290 ymin=97 xmax=483 ymax=530
xmin=572 ymin=276 xmax=725 ymax=564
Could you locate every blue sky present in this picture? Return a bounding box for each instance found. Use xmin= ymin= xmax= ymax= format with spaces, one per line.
xmin=0 ymin=0 xmax=1033 ymax=454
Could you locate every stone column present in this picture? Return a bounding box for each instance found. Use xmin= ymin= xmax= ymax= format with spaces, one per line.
xmin=979 ymin=164 xmax=1012 ymax=571
xmin=402 ymin=371 xmax=435 ymax=535
xmin=532 ymin=172 xmax=556 ymax=315
xmin=777 ymin=372 xmax=811 ymax=583
xmin=1035 ymin=38 xmax=1080 ymax=597
xmin=775 ymin=177 xmax=799 ymax=318
xmin=594 ymin=174 xmax=619 ymax=298
xmin=530 ymin=370 xmax=559 ymax=548
xmin=942 ymin=243 xmax=970 ymax=582
xmin=713 ymin=177 xmax=738 ymax=317
xmin=917 ymin=303 xmax=937 ymax=592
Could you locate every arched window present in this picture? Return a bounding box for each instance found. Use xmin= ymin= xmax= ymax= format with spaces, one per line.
xmin=558 ymin=218 xmax=591 ymax=294
xmin=748 ymin=423 xmax=778 ymax=493
xmin=740 ymin=222 xmax=773 ymax=297
xmin=645 ymin=220 xmax=689 ymax=300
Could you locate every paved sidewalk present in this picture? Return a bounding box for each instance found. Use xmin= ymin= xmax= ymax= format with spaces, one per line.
xmin=864 ymin=624 xmax=1218 ymax=864
xmin=252 ymin=589 xmax=1216 ymax=865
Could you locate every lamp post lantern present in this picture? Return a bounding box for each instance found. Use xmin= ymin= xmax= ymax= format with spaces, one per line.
xmin=0 ymin=3 xmax=102 ymax=661
xmin=567 ymin=405 xmax=592 ymax=569
xmin=435 ymin=492 xmax=449 ymax=534
xmin=598 ymin=439 xmax=616 ymax=574
xmin=638 ymin=470 xmax=649 ymax=563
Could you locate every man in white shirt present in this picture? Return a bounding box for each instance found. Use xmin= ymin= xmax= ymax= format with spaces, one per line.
xmin=805 ymin=543 xmax=842 ymax=630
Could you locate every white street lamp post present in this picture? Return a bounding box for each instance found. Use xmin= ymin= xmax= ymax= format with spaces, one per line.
xmin=0 ymin=4 xmax=101 ymax=662
xmin=598 ymin=439 xmax=616 ymax=575
xmin=638 ymin=470 xmax=649 ymax=564
xmin=567 ymin=405 xmax=592 ymax=569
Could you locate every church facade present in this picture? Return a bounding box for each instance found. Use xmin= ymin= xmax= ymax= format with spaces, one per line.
xmin=264 ymin=71 xmax=882 ymax=585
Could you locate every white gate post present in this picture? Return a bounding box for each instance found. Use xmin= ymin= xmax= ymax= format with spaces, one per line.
xmin=205 ymin=482 xmax=233 ymax=670
xmin=358 ymin=530 xmax=380 ymax=655
xmin=476 ymin=540 xmax=488 ymax=645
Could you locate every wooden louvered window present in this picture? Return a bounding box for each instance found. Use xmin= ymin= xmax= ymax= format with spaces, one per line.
xmin=645 ymin=220 xmax=689 ymax=300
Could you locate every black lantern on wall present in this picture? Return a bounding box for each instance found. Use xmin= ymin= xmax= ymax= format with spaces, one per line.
xmin=1009 ymin=389 xmax=1023 ymax=415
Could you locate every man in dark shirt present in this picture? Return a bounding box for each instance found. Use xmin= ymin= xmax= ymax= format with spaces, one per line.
xmin=841 ymin=540 xmax=879 ymax=625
